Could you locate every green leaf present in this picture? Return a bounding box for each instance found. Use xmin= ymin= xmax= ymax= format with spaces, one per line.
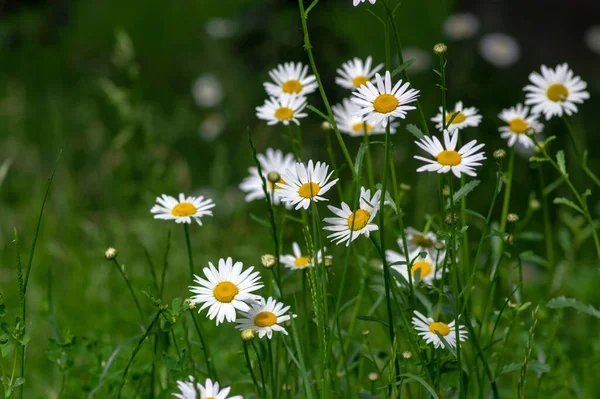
xmin=406 ymin=124 xmax=424 ymax=140
xmin=452 ymin=180 xmax=480 ymax=204
xmin=543 ymin=177 xmax=565 ymax=196
xmin=306 ymin=105 xmax=331 ymax=123
xmin=529 ymin=156 xmax=548 ymax=163
xmin=556 ymin=150 xmax=568 ymax=176
xmin=501 ymin=360 xmax=550 ymax=374
xmin=547 ymin=296 xmax=600 ymax=319
xmin=398 ymin=373 xmax=440 ymax=399
xmin=435 ymin=332 xmax=457 ymax=358
xmin=12 ymin=377 xmax=25 ymax=388
xmin=553 ymin=197 xmax=583 ymax=215
xmin=354 ymin=143 xmax=368 ymax=178
xmin=356 ymin=315 xmax=389 ymax=327
xmin=544 ymin=135 xmax=557 ymax=145
xmin=391 ymin=58 xmax=416 ymax=78
xmin=461 ymin=208 xmax=486 ymax=221
xmin=249 ymin=213 xmax=271 ymax=228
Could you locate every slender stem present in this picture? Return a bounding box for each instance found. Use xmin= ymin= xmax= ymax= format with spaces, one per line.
xmin=562 ymin=115 xmax=600 ymax=189
xmin=499 ymin=148 xmax=515 ymax=236
xmin=244 ymin=342 xmax=263 ymax=398
xmin=267 ymin=340 xmax=276 ymax=399
xmin=111 ymin=258 xmax=145 ymax=323
xmin=363 ymin=131 xmax=375 ymax=190
xmin=561 ymin=115 xmax=581 ymax=156
xmin=538 ymin=167 xmax=555 ymax=269
xmin=159 ymin=229 xmax=171 ymax=298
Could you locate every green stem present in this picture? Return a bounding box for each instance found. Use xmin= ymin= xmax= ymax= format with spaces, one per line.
xmin=499 ymin=148 xmax=515 ymax=236
xmin=538 ymin=167 xmax=555 ymax=269
xmin=111 ymin=258 xmax=145 ymax=323
xmin=562 ymin=115 xmax=600 ymax=189
xmin=244 ymin=342 xmax=263 ymax=398
xmin=251 ymin=341 xmax=268 ymax=399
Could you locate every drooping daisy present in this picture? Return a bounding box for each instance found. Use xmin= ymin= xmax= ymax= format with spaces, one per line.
xmin=431 ymin=101 xmax=482 ymax=134
xmin=479 ymin=33 xmax=520 ymax=68
xmin=412 ymin=311 xmax=468 ymax=349
xmin=414 ymin=130 xmax=486 ymax=178
xmin=239 ymin=148 xmax=295 ymax=207
xmin=335 ymin=56 xmax=384 ymax=90
xmin=151 ymin=193 xmax=215 ymax=225
xmin=498 ymin=104 xmax=544 ymax=149
xmin=235 ymin=297 xmax=296 ymax=339
xmin=173 ymin=376 xmax=243 ymax=399
xmin=386 ymin=250 xmax=441 ymax=286
xmin=443 ymin=13 xmax=479 ymax=40
xmin=276 ymin=160 xmax=338 ymax=210
xmin=523 ymin=63 xmax=590 ymax=120
xmin=323 ymin=187 xmax=381 ymax=246
xmin=256 ymin=94 xmax=308 ymax=126
xmin=280 ymin=242 xmax=314 ymax=270
xmin=397 ymin=228 xmax=443 ymax=260
xmin=353 ymin=0 xmax=376 ymax=5
xmin=263 ymin=62 xmax=318 ymax=97
xmin=351 ymin=71 xmax=420 ymax=127
xmin=332 ymin=98 xmax=392 ymax=136
xmin=190 ymin=257 xmax=263 ymax=325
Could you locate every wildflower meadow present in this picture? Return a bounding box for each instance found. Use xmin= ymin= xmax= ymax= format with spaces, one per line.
xmin=1 ymin=0 xmax=600 ymax=398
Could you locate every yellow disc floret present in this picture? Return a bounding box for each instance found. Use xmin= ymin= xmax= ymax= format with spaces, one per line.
xmin=171 ymin=202 xmax=197 ymax=217
xmin=213 ymin=282 xmax=239 ymax=303
xmin=373 ymin=94 xmax=399 ymax=113
xmin=347 ymin=209 xmax=371 ymax=230
xmin=254 ymin=311 xmax=277 ymax=327
xmin=437 ymin=150 xmax=462 ymax=166
xmin=298 ymin=182 xmax=321 ymax=199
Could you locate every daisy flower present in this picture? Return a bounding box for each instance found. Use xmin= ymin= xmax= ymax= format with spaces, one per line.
xmin=256 ymin=94 xmax=308 ymax=126
xmin=431 ymin=101 xmax=482 ymax=134
xmin=277 ymin=160 xmax=338 ymax=210
xmin=414 ymin=130 xmax=486 ymax=178
xmin=335 ymin=56 xmax=384 ymax=90
xmin=235 ymin=297 xmax=296 ymax=339
xmin=332 ymin=98 xmax=392 ymax=136
xmin=353 ymin=0 xmax=376 ymax=5
xmin=523 ymin=63 xmax=590 ymax=120
xmin=173 ymin=376 xmax=242 ymax=399
xmin=443 ymin=13 xmax=479 ymax=40
xmin=191 ymin=74 xmax=223 ymax=108
xmin=498 ymin=104 xmax=544 ymax=149
xmin=323 ymin=187 xmax=381 ymax=246
xmin=239 ymin=148 xmax=295 ymax=207
xmin=412 ymin=311 xmax=468 ymax=349
xmin=263 ymin=62 xmax=318 ymax=97
xmin=479 ymin=33 xmax=520 ymax=68
xmin=397 ymin=228 xmax=443 ymax=260
xmin=151 ymin=193 xmax=215 ymax=225
xmin=281 ymin=242 xmax=314 ymax=270
xmin=190 ymin=257 xmax=263 ymax=325
xmin=351 ymin=71 xmax=420 ymax=127
xmin=386 ymin=250 xmax=441 ymax=286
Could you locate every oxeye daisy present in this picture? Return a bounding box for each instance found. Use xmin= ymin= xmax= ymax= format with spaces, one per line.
xmin=353 ymin=0 xmax=376 ymax=5
xmin=335 ymin=56 xmax=384 ymax=90
xmin=332 ymin=98 xmax=392 ymax=136
xmin=239 ymin=148 xmax=295 ymax=207
xmin=386 ymin=250 xmax=441 ymax=286
xmin=256 ymin=94 xmax=308 ymax=126
xmin=523 ymin=63 xmax=590 ymax=120
xmin=412 ymin=311 xmax=468 ymax=349
xmin=323 ymin=187 xmax=381 ymax=246
xmin=479 ymin=33 xmax=520 ymax=68
xmin=397 ymin=228 xmax=443 ymax=260
xmin=173 ymin=376 xmax=243 ymax=399
xmin=235 ymin=297 xmax=296 ymax=339
xmin=189 ymin=257 xmax=263 ymax=325
xmin=431 ymin=101 xmax=482 ymax=134
xmin=351 ymin=71 xmax=420 ymax=127
xmin=277 ymin=160 xmax=339 ymax=210
xmin=263 ymin=62 xmax=318 ymax=97
xmin=281 ymin=242 xmax=314 ymax=270
xmin=414 ymin=131 xmax=486 ymax=178
xmin=498 ymin=104 xmax=544 ymax=148
xmin=151 ymin=193 xmax=215 ymax=225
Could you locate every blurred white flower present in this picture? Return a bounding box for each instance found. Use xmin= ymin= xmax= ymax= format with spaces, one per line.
xmin=443 ymin=13 xmax=479 ymax=40
xmin=199 ymin=113 xmax=226 ymax=141
xmin=335 ymin=56 xmax=383 ymax=90
xmin=479 ymin=33 xmax=520 ymax=68
xmin=401 ymin=48 xmax=431 ymax=74
xmin=497 ymin=104 xmax=543 ymax=148
xmin=191 ymin=74 xmax=224 ymax=108
xmin=205 ymin=18 xmax=237 ymax=39
xmin=584 ymin=25 xmax=600 ymax=54
xmin=256 ymin=94 xmax=308 ymax=126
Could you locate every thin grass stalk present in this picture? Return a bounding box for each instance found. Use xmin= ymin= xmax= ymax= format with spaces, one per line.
xmin=537 ymin=166 xmax=555 ymax=269
xmin=244 ymin=342 xmax=263 ymax=398
xmin=159 ymin=229 xmax=171 ymax=298
xmin=562 ymin=115 xmax=600 ymax=189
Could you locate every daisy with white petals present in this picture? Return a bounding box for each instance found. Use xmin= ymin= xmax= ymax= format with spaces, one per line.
xmin=263 ymin=62 xmax=318 ymax=97
xmin=414 ymin=131 xmax=486 ymax=178
xmin=332 ymin=98 xmax=391 ymax=136
xmin=412 ymin=311 xmax=468 ymax=349
xmin=351 ymin=71 xmax=420 ymax=127
xmin=256 ymin=94 xmax=308 ymax=126
xmin=151 ymin=193 xmax=215 ymax=225
xmin=236 ymin=297 xmax=296 ymax=339
xmin=498 ymin=104 xmax=544 ymax=149
xmin=277 ymin=160 xmax=338 ymax=210
xmin=239 ymin=148 xmax=295 ymax=207
xmin=335 ymin=56 xmax=383 ymax=90
xmin=190 ymin=257 xmax=262 ymax=325
xmin=173 ymin=376 xmax=242 ymax=399
xmin=397 ymin=228 xmax=443 ymax=260
xmin=353 ymin=0 xmax=376 ymax=5
xmin=323 ymin=187 xmax=381 ymax=246
xmin=281 ymin=242 xmax=314 ymax=270
xmin=523 ymin=63 xmax=590 ymax=120
xmin=386 ymin=250 xmax=441 ymax=286
xmin=431 ymin=101 xmax=481 ymax=134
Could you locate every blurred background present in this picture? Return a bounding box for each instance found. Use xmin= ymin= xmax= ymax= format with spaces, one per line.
xmin=1 ymin=0 xmax=599 ymax=396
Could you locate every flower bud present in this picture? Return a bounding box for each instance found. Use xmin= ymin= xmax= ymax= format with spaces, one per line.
xmin=445 ymin=212 xmax=459 ymax=225
xmin=240 ymin=328 xmax=256 ymax=342
xmin=321 ymin=121 xmax=332 ymax=131
xmin=442 ymin=185 xmax=450 ymax=197
xmin=433 ymin=43 xmax=447 ymax=55
xmin=267 ymin=172 xmax=281 ymax=184
xmin=529 ymin=199 xmax=541 ymax=210
xmin=324 ymin=255 xmax=333 ymax=267
xmin=104 ymin=247 xmax=118 ymax=260
xmin=434 ymin=241 xmax=445 ymax=251
xmin=493 ymin=149 xmax=506 ymax=160
xmin=524 ymin=127 xmax=536 ymax=137
xmin=507 ymin=213 xmax=519 ymax=223
xmin=261 ymin=254 xmax=276 ymax=269
xmin=399 ymin=183 xmax=412 ymax=191
xmin=402 ymin=351 xmax=412 ymax=359
xmin=368 ymin=372 xmax=379 ymax=381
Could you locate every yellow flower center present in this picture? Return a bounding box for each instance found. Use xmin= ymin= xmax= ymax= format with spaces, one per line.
xmin=298 ymin=182 xmax=320 ymax=199
xmin=373 ymin=94 xmax=398 ymax=113
xmin=171 ymin=202 xmax=197 ymax=217
xmin=437 ymin=150 xmax=462 ymax=166
xmin=274 ymin=107 xmax=295 ymax=121
xmin=347 ymin=209 xmax=371 ymax=231
xmin=294 ymin=256 xmax=311 ymax=267
xmin=429 ymin=321 xmax=450 ymax=336
xmin=352 ymin=122 xmax=373 ymax=134
xmin=282 ymin=79 xmax=303 ymax=94
xmin=445 ymin=112 xmax=466 ymax=124
xmin=352 ymin=75 xmax=370 ymax=87
xmin=411 ymin=260 xmax=432 ymax=278
xmin=509 ymin=118 xmax=528 ymax=134
xmin=213 ymin=281 xmax=239 ymax=303
xmin=412 ymin=234 xmax=434 ymax=248
xmin=546 ymin=83 xmax=569 ymax=102
xmin=254 ymin=311 xmax=277 ymax=327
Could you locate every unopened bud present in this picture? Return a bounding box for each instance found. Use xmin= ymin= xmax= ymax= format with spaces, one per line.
xmin=368 ymin=372 xmax=379 ymax=381
xmin=104 ymin=247 xmax=118 ymax=260
xmin=434 ymin=241 xmax=445 ymax=251
xmin=362 ymin=330 xmax=370 ymax=335
xmin=529 ymin=199 xmax=541 ymax=210
xmin=336 ymin=371 xmax=344 ymax=378
xmin=433 ymin=43 xmax=447 ymax=55
xmin=503 ymin=234 xmax=513 ymax=244
xmin=240 ymin=328 xmax=256 ymax=342
xmin=324 ymin=255 xmax=333 ymax=267
xmin=399 ymin=183 xmax=411 ymax=191
xmin=445 ymin=212 xmax=459 ymax=225
xmin=493 ymin=149 xmax=506 ymax=160
xmin=261 ymin=254 xmax=276 ymax=269
xmin=402 ymin=351 xmax=412 ymax=359
xmin=524 ymin=127 xmax=536 ymax=137
xmin=321 ymin=121 xmax=332 ymax=131
xmin=507 ymin=213 xmax=519 ymax=223
xmin=442 ymin=185 xmax=450 ymax=197
xmin=267 ymin=171 xmax=281 ymax=184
